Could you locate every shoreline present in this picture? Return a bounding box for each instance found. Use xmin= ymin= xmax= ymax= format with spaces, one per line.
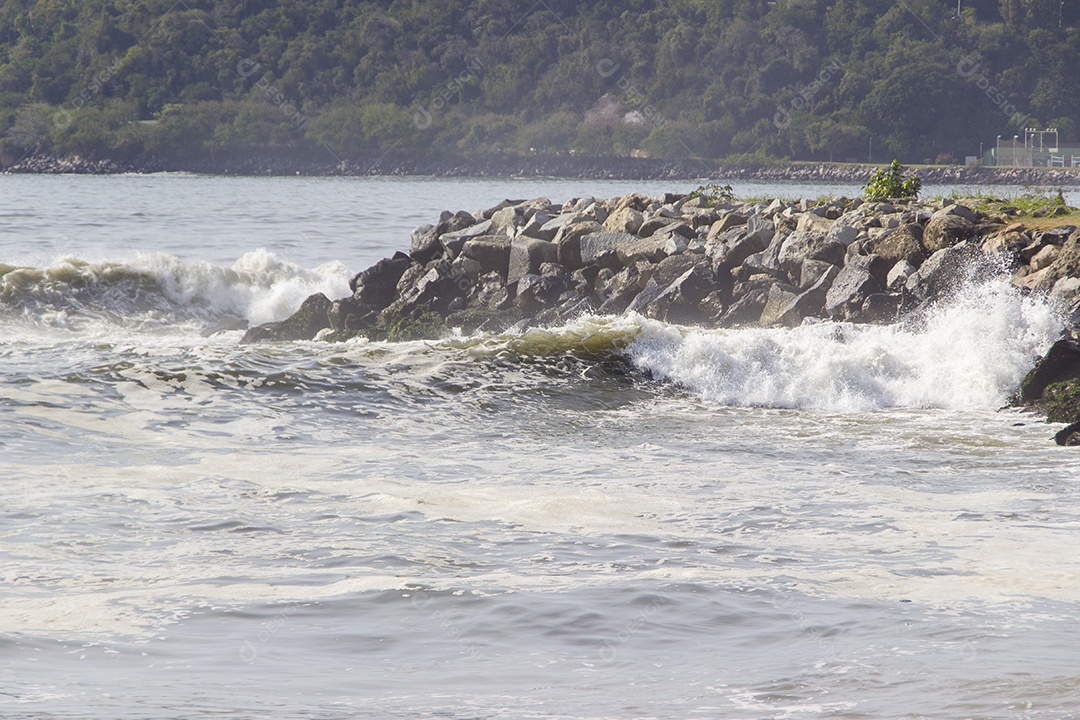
xmin=6 ymin=152 xmax=1080 ymax=186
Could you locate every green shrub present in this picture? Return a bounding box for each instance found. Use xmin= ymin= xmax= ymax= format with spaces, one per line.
xmin=864 ymin=159 xmax=921 ymax=200
xmin=687 ymin=182 xmax=735 ymax=206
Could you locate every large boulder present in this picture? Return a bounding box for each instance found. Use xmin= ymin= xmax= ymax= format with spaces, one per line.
xmin=615 ymin=236 xmax=671 ymax=264
xmin=825 ymin=255 xmax=885 ymax=321
xmin=1033 ymin=230 xmax=1080 ymax=292
xmin=742 ymin=231 xmax=788 ymax=278
xmin=904 ymin=242 xmax=979 ymax=303
xmin=872 ymin=224 xmax=926 ymax=267
xmin=777 ymin=230 xmax=844 ymax=279
xmin=439 ymin=219 xmax=495 ymax=258
xmin=578 ymin=230 xmax=638 ymax=266
xmin=643 ymin=265 xmax=720 ymax=324
xmin=241 ymin=292 xmax=332 ymax=343
xmin=604 ymin=206 xmax=645 ymax=234
xmin=923 ymin=215 xmax=977 ymax=253
xmin=760 ymin=267 xmax=837 ymax=326
xmin=461 ymin=236 xmax=512 ymax=276
xmin=555 ymin=220 xmax=604 ymax=270
xmin=507 ymin=237 xmax=558 ymax=284
xmin=349 ymin=253 xmax=412 ymax=309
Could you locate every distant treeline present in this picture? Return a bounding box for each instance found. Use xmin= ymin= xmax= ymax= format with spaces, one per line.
xmin=1 ymin=0 xmax=1079 ymax=167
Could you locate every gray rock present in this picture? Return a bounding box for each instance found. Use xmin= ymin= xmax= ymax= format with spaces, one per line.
xmin=554 ymin=221 xmax=604 ymax=270
xmin=350 ymin=254 xmax=412 ymax=310
xmin=719 ymin=288 xmax=769 ymax=326
xmin=604 ymin=206 xmax=645 ymax=234
xmin=514 ymin=273 xmax=565 ymax=310
xmin=743 ymin=231 xmax=788 ymax=277
xmin=461 ymin=237 xmax=512 ymax=276
xmin=825 ymin=254 xmax=884 ymax=320
xmin=625 ymin=279 xmax=666 ymax=315
xmin=440 ymin=219 xmax=495 ymax=258
xmin=777 ymin=230 xmax=845 ymax=279
xmin=799 ymin=258 xmax=836 ymax=289
xmin=579 ymin=231 xmax=638 ymax=266
xmin=923 ymin=215 xmax=977 ymax=253
xmin=931 ymin=204 xmax=977 ymax=223
xmin=491 ymin=206 xmax=524 ymax=234
xmin=409 ymin=224 xmax=439 ymax=263
xmin=653 ymin=254 xmax=702 ymax=287
xmin=597 ymin=266 xmax=645 ymax=315
xmin=862 ymin=293 xmax=903 ymax=323
xmin=645 ymin=265 xmax=722 ymax=324
xmin=825 ymin=217 xmax=861 ymax=247
xmin=519 ymin=211 xmax=553 ymax=240
xmin=507 ymin=237 xmax=558 ymax=284
xmin=886 ymin=260 xmax=918 ymax=291
xmin=873 ymin=223 xmax=926 ymax=267
xmin=905 ymin=242 xmax=980 ymax=303
xmin=758 ymin=283 xmax=800 ymax=326
xmin=616 ymin=236 xmax=670 ymax=264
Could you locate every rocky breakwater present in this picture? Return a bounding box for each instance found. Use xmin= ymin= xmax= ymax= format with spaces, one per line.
xmin=242 ymin=191 xmax=1080 ymax=440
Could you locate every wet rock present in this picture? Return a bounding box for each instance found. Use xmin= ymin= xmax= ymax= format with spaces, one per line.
xmin=861 ymin=292 xmax=903 ymax=323
xmin=905 ymin=242 xmax=979 ymax=303
xmin=758 ymin=283 xmax=800 ymax=326
xmin=514 ymin=273 xmax=565 ymax=311
xmin=242 ymin=292 xmax=332 ymax=343
xmin=1015 ymin=338 xmax=1080 ymax=406
xmin=719 ymin=287 xmax=769 ymax=326
xmin=350 ymin=254 xmax=412 ymax=309
xmin=1055 ymin=422 xmax=1080 ymax=446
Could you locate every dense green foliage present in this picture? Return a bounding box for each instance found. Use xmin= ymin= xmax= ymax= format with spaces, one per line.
xmin=864 ymin=160 xmax=921 ymax=199
xmin=1 ymin=0 xmax=1079 ymax=166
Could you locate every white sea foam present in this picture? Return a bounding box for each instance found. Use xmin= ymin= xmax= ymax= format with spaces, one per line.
xmin=0 ymin=249 xmax=351 ymax=331
xmin=625 ymin=277 xmax=1062 ymax=411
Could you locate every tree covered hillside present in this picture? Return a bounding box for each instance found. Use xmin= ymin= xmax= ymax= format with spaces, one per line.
xmin=1 ymin=0 xmax=1079 ymax=167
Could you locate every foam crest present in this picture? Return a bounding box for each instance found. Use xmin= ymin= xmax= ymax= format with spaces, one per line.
xmin=0 ymin=250 xmax=351 ymax=332
xmin=626 ymin=277 xmax=1062 ymax=411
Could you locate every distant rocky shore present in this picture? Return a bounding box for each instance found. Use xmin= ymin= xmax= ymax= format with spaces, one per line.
xmin=6 ymin=152 xmax=1080 ymax=185
xmin=239 ymin=189 xmax=1080 ymax=441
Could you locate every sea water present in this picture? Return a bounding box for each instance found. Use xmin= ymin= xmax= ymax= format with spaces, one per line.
xmin=2 ymin=174 xmax=1080 ymax=719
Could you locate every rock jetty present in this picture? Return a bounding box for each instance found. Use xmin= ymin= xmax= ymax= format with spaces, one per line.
xmin=7 ymin=152 xmax=1080 ymax=185
xmin=242 ymin=191 xmax=1080 ymax=440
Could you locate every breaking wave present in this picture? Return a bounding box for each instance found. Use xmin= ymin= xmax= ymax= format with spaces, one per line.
xmin=0 ymin=249 xmax=350 ymax=333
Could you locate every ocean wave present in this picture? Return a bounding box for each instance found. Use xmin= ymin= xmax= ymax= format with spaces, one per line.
xmin=424 ymin=275 xmax=1060 ymax=411
xmin=624 ymin=276 xmax=1061 ymax=411
xmin=0 ymin=250 xmax=350 ymax=332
